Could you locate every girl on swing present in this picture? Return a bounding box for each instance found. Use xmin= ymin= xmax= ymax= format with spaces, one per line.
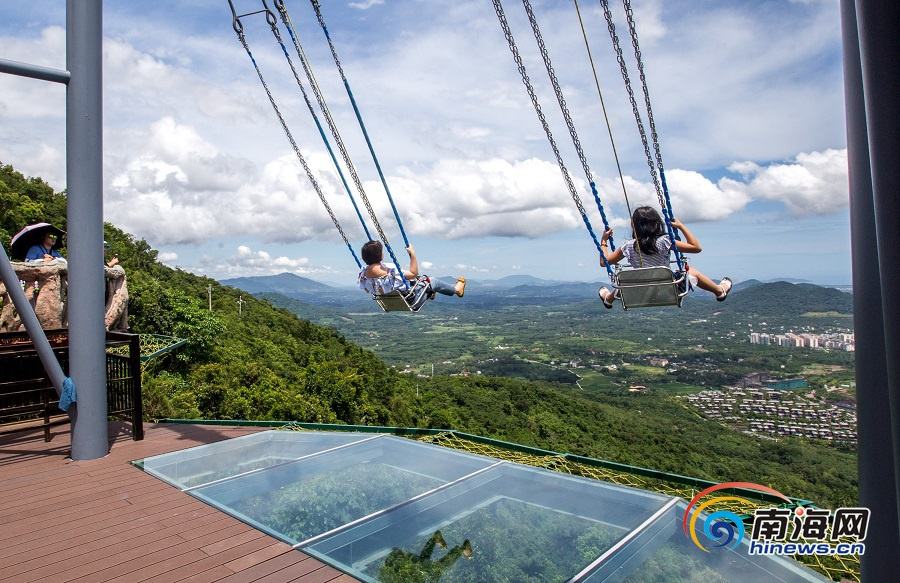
xmin=598 ymin=206 xmax=732 ymax=308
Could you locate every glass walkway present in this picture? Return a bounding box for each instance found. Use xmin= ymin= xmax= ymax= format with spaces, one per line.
xmin=138 ymin=430 xmax=827 ymax=582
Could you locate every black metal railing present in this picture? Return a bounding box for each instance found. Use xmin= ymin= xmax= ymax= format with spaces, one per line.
xmin=0 ymin=330 xmax=143 ymax=441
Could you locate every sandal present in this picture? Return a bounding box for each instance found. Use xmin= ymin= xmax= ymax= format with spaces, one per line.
xmin=716 ymin=277 xmax=733 ymax=302
xmin=456 ymin=276 xmax=467 ymax=297
xmin=598 ymin=287 xmax=615 ymax=309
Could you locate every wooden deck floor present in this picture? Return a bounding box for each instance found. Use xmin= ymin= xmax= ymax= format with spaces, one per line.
xmin=0 ymin=422 xmax=357 ymax=583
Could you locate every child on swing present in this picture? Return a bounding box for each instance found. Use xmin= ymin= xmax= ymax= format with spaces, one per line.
xmin=598 ymin=206 xmax=732 ymax=308
xmin=358 ymin=240 xmax=466 ymax=299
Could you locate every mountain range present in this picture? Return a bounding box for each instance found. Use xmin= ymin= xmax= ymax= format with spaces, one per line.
xmin=221 ymin=272 xmax=853 ymax=317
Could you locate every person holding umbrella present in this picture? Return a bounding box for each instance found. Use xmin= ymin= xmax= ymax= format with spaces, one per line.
xmin=10 ymin=223 xmax=65 ymax=263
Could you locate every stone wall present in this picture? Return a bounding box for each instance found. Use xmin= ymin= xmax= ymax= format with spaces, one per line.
xmin=0 ymin=260 xmax=128 ymax=333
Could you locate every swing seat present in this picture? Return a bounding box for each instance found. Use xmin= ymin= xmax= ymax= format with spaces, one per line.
xmin=612 ymin=266 xmax=689 ymax=310
xmin=373 ymin=278 xmax=433 ymax=313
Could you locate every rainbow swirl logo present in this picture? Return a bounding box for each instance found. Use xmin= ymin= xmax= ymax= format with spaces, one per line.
xmin=682 ymin=482 xmax=792 ymax=552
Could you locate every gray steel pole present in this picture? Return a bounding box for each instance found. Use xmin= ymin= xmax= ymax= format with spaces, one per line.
xmin=0 ymin=245 xmax=67 ymax=396
xmin=0 ymin=58 xmax=70 ymax=84
xmin=67 ymin=0 xmax=107 ymax=460
xmin=856 ymin=0 xmax=900 ymax=531
xmin=841 ymin=1 xmax=899 ymax=578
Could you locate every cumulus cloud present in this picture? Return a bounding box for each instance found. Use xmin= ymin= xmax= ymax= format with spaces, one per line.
xmin=391 ymin=158 xmax=582 ymax=239
xmin=157 ymin=251 xmax=178 ymax=263
xmin=102 ymin=115 xmax=846 ymax=246
xmin=724 ymin=149 xmax=848 ymax=215
xmin=189 ymin=245 xmax=325 ymax=279
xmin=595 ymin=149 xmax=846 ymax=224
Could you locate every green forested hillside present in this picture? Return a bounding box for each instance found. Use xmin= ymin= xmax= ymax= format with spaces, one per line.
xmin=0 ymin=163 xmax=856 ymax=509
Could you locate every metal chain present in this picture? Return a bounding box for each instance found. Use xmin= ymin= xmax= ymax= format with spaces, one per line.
xmin=306 ymin=0 xmax=411 ymax=289
xmin=623 ymin=0 xmax=664 ymax=177
xmin=623 ymin=0 xmax=680 ymax=239
xmin=600 ymin=0 xmax=682 ymax=270
xmin=274 ymin=1 xmax=392 ymax=251
xmin=235 ymin=30 xmax=359 ymax=266
xmin=598 ymin=0 xmax=665 ymax=212
xmin=521 ymin=0 xmax=616 ymax=253
xmin=491 ymin=0 xmax=606 ymax=260
xmin=264 ymin=12 xmax=373 ymax=243
xmin=521 ymin=0 xmax=592 ymax=193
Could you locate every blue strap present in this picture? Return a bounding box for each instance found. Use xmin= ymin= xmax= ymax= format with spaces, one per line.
xmin=315 ymin=15 xmax=411 ymax=249
xmin=657 ymin=169 xmax=684 ymax=271
xmin=589 ymin=181 xmax=616 ymax=252
xmin=238 ymin=33 xmax=362 ymax=270
xmin=579 ymin=209 xmax=614 ymax=278
xmin=341 ymin=79 xmax=410 ymax=249
xmin=274 ymin=24 xmax=373 ymax=243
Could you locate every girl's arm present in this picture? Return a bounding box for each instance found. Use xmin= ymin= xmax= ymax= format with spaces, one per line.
xmin=404 ymin=245 xmax=420 ymax=280
xmin=672 ymin=219 xmax=702 ymax=253
xmin=600 ymin=229 xmax=624 ymax=266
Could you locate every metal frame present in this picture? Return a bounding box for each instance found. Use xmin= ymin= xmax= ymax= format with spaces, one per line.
xmin=373 ymin=277 xmax=432 ymax=312
xmin=611 ymin=266 xmax=689 ymax=310
xmin=0 ymin=1 xmax=107 ymax=460
xmin=156 ymin=418 xmax=815 ymax=507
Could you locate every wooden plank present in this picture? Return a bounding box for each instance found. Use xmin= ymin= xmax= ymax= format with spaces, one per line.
xmin=0 ymin=423 xmax=357 ymax=583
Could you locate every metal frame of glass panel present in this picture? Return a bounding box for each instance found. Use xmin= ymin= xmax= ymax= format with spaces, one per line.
xmin=137 ymin=431 xmax=828 ymax=582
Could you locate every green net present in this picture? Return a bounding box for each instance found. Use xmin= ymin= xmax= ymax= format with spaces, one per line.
xmin=414 ymin=432 xmax=859 ymax=582
xmin=275 ymin=424 xmax=859 ymax=581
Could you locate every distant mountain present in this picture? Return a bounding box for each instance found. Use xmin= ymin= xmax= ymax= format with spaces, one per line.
xmin=220 ymin=273 xmax=336 ymax=294
xmin=221 ymin=272 xmax=369 ymax=309
xmin=483 ymin=275 xmax=565 ymax=288
xmin=734 ymin=279 xmax=764 ymax=292
xmin=717 ymin=281 xmax=853 ymax=316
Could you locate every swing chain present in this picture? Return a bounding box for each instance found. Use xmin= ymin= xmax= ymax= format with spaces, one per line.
xmin=493 ymin=0 xmax=588 ymax=222
xmin=492 ymin=0 xmax=608 ymax=265
xmin=623 ymin=0 xmax=664 ymax=175
xmin=521 ymin=0 xmax=591 ymax=184
xmin=276 ymin=1 xmax=392 ymax=251
xmin=236 ymin=30 xmax=354 ymax=253
xmin=599 ymin=1 xmax=665 ymax=213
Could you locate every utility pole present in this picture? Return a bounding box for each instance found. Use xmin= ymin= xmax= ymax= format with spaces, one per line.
xmin=237 ymin=295 xmax=245 ymax=317
xmin=208 ymin=284 xmax=212 ymax=311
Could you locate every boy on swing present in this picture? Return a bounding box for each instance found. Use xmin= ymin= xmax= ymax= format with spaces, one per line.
xmin=358 ymin=240 xmax=466 ymax=300
xmin=598 ymin=206 xmax=732 ymax=308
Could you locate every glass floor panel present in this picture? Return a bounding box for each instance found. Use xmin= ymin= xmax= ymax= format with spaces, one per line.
xmin=140 ymin=429 xmax=372 ymax=489
xmin=583 ymin=502 xmax=828 ymax=583
xmin=307 ymin=462 xmax=671 ymax=582
xmin=138 ymin=431 xmax=830 ymax=582
xmin=191 ymin=435 xmax=495 ymax=544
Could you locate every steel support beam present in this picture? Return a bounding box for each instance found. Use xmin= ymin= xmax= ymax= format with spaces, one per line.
xmin=66 ymin=0 xmax=107 ymax=460
xmin=843 ymin=0 xmax=900 ymax=578
xmin=0 ymin=245 xmax=67 ymax=396
xmin=0 ymin=57 xmax=70 ymax=84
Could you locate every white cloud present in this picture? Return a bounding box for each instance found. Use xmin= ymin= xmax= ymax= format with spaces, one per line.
xmin=157 ymin=251 xmax=178 ymax=263
xmin=349 ymin=0 xmax=384 ymax=9
xmin=101 ymin=112 xmax=845 ymax=247
xmin=189 ymin=245 xmax=323 ymax=279
xmin=724 ymin=148 xmax=848 ymax=215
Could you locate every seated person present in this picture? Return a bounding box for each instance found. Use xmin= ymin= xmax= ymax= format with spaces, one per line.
xmin=25 ymin=232 xmax=63 ymax=263
xmin=358 ymin=240 xmax=465 ymax=299
xmin=598 ymin=206 xmax=732 ymax=308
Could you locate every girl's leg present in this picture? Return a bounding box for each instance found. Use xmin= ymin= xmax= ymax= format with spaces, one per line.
xmin=688 ymin=266 xmax=726 ymax=296
xmin=429 ymin=278 xmax=463 ymax=297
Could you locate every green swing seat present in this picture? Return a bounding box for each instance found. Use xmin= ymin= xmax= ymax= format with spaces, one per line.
xmin=611 ymin=266 xmax=689 ymax=310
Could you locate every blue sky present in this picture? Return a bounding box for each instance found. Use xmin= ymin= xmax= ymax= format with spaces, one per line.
xmin=0 ymin=0 xmax=851 ymax=284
